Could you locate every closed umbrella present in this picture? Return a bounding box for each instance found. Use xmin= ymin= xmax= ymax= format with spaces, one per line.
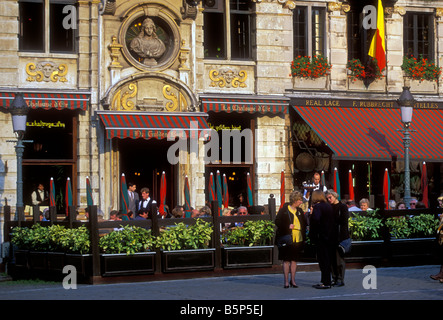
xmin=333 ymin=167 xmax=340 ymax=200
xmin=120 ymin=173 xmax=130 ymax=220
xmin=49 ymin=177 xmax=56 ymax=207
xmin=320 ymin=170 xmax=326 ymax=188
xmin=383 ymin=168 xmax=390 ymax=210
xmin=159 ymin=171 xmax=167 ymax=217
xmin=184 ymin=175 xmax=191 ymax=218
xmin=208 ymin=172 xmax=216 ymax=204
xmin=216 ymin=170 xmax=223 ymax=216
xmin=280 ymin=170 xmax=285 ymax=209
xmin=348 ymin=170 xmax=354 ymax=201
xmin=65 ymin=177 xmax=73 ymax=216
xmin=223 ymin=173 xmax=229 ymax=209
xmin=421 ymin=162 xmax=429 ymax=208
xmin=86 ymin=176 xmax=93 ymax=206
xmin=247 ymin=172 xmax=253 ymax=207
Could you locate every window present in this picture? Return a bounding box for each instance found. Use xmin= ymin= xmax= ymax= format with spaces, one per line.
xmin=19 ymin=0 xmax=76 ymax=53
xmin=203 ymin=0 xmax=254 ymax=60
xmin=293 ymin=5 xmax=326 ymax=58
xmin=347 ymin=1 xmax=372 ymax=62
xmin=404 ymin=12 xmax=434 ymax=60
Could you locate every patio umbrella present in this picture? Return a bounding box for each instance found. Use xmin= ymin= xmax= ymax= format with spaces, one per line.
xmin=223 ymin=173 xmax=229 ymax=209
xmin=348 ymin=170 xmax=354 ymax=201
xmin=280 ymin=170 xmax=285 ymax=209
xmin=65 ymin=177 xmax=73 ymax=216
xmin=383 ymin=168 xmax=390 ymax=210
xmin=208 ymin=172 xmax=216 ymax=204
xmin=86 ymin=176 xmax=94 ymax=206
xmin=120 ymin=173 xmax=130 ymax=220
xmin=421 ymin=162 xmax=429 ymax=208
xmin=49 ymin=177 xmax=56 ymax=207
xmin=159 ymin=171 xmax=167 ymax=217
xmin=184 ymin=175 xmax=191 ymax=218
xmin=320 ymin=170 xmax=326 ymax=188
xmin=216 ymin=170 xmax=223 ymax=216
xmin=333 ymin=167 xmax=340 ymax=200
xmin=247 ymin=172 xmax=253 ymax=207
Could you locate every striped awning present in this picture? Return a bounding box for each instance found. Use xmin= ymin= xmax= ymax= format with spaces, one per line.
xmin=0 ymin=92 xmax=89 ymax=111
xmin=97 ymin=111 xmax=210 ymax=140
xmin=201 ymin=95 xmax=289 ymax=114
xmin=293 ymin=106 xmax=443 ymax=161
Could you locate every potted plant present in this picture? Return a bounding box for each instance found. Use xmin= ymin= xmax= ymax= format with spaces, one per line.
xmin=156 ymin=219 xmax=215 ymax=273
xmin=63 ymin=226 xmax=92 ymax=278
xmin=99 ymin=225 xmax=156 ymax=276
xmin=291 ymin=55 xmax=331 ymax=90
xmin=221 ymin=220 xmax=275 ymax=269
xmin=347 ymin=57 xmax=385 ymax=90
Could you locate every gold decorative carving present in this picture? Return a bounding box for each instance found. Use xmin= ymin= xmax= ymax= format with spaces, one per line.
xmin=436 ymin=8 xmax=443 ymax=18
xmin=385 ymin=6 xmax=406 ymax=16
xmin=209 ymin=68 xmax=248 ymax=88
xmin=26 ymin=62 xmax=68 ymax=82
xmin=111 ymin=82 xmax=137 ymax=111
xmin=328 ymin=2 xmax=350 ymax=14
xmin=108 ymin=36 xmax=123 ymax=69
xmin=252 ymin=0 xmax=295 ymax=9
xmin=163 ymin=85 xmax=188 ymax=112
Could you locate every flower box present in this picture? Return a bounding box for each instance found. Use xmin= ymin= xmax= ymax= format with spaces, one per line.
xmin=65 ymin=253 xmax=92 ymax=278
xmin=100 ymin=252 xmax=156 ymax=277
xmin=388 ymin=237 xmax=436 ymax=259
xmin=292 ymin=75 xmax=329 ymax=90
xmin=14 ymin=249 xmax=29 ymax=269
xmin=347 ymin=77 xmax=386 ymax=92
xmin=161 ymin=248 xmax=216 ymax=273
xmin=28 ymin=251 xmax=48 ymax=271
xmin=47 ymin=252 xmax=66 ymax=272
xmin=344 ymin=240 xmax=385 ymax=263
xmin=222 ymin=246 xmax=273 ymax=269
xmin=405 ymin=78 xmax=438 ymax=94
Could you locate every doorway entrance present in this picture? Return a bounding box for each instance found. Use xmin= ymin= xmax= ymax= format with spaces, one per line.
xmin=118 ymin=138 xmax=176 ymax=211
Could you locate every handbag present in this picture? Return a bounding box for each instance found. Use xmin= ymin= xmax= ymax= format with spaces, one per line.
xmin=276 ymin=210 xmax=294 ymax=248
xmin=338 ymin=237 xmax=352 ymax=254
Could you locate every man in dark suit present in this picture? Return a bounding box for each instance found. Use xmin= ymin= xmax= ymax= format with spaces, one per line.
xmin=138 ymin=187 xmax=156 ymax=219
xmin=127 ymin=182 xmax=139 ymax=214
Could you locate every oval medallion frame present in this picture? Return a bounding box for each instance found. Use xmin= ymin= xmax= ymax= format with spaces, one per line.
xmin=119 ymin=6 xmax=181 ymax=72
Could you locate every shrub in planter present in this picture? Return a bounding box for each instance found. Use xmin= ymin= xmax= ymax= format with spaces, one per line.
xmin=386 ymin=216 xmax=411 ymax=239
xmin=386 ymin=214 xmax=439 ymax=239
xmin=62 ymin=226 xmax=91 ymax=254
xmin=155 ymin=219 xmax=213 ymax=251
xmin=348 ymin=212 xmax=383 ymax=241
xmin=221 ymin=220 xmax=275 ymax=247
xmin=99 ymin=225 xmax=155 ymax=254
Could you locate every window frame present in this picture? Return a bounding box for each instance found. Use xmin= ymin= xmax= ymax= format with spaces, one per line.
xmin=403 ymin=11 xmax=434 ymax=60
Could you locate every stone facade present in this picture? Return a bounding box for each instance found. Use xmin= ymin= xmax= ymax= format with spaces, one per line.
xmin=1 ymin=0 xmax=442 ymax=216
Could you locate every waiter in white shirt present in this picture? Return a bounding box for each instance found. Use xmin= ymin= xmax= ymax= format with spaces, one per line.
xmin=31 ymin=183 xmax=49 ymax=206
xmin=303 ymin=172 xmax=327 ymax=209
xmin=138 ymin=187 xmax=157 ymax=219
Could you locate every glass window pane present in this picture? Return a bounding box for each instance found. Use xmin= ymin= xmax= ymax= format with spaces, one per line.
xmin=50 ymin=3 xmax=75 ymax=53
xmin=19 ymin=1 xmax=44 ymax=52
xmin=204 ymin=12 xmax=226 ymax=59
xmin=312 ymin=7 xmax=325 ymax=56
xmin=293 ymin=7 xmax=307 ymax=57
xmin=231 ymin=13 xmax=251 ymax=59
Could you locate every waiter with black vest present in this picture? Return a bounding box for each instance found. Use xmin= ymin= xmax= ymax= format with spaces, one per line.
xmin=137 ymin=187 xmax=157 ymax=219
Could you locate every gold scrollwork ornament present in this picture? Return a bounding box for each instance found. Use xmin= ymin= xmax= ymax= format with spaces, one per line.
xmin=26 ymin=62 xmax=68 ymax=82
xmin=112 ymin=82 xmax=137 ymax=111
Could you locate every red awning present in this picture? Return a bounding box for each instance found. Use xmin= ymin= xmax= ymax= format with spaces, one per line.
xmin=293 ymin=106 xmax=443 ymax=161
xmin=201 ymin=95 xmax=289 ymax=114
xmin=0 ymin=92 xmax=89 ymax=111
xmin=97 ymin=111 xmax=210 ymax=140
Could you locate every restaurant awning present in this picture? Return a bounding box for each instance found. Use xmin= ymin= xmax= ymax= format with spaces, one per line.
xmin=293 ymin=106 xmax=443 ymax=161
xmin=0 ymin=91 xmax=89 ymax=111
xmin=97 ymin=111 xmax=210 ymax=140
xmin=201 ymin=95 xmax=289 ymax=114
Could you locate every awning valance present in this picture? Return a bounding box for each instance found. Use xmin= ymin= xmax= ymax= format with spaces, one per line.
xmin=0 ymin=92 xmax=89 ymax=111
xmin=97 ymin=111 xmax=210 ymax=140
xmin=201 ymin=95 xmax=289 ymax=114
xmin=293 ymin=106 xmax=443 ymax=161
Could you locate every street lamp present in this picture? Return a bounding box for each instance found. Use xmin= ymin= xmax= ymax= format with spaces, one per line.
xmin=397 ymin=86 xmax=415 ymax=209
xmin=8 ymin=93 xmax=32 ymax=218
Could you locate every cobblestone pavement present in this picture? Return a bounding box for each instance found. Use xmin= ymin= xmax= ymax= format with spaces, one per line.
xmin=0 ymin=264 xmax=442 ymax=301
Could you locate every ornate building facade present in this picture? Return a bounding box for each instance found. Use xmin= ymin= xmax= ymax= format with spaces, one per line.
xmin=0 ymin=0 xmax=442 ymax=216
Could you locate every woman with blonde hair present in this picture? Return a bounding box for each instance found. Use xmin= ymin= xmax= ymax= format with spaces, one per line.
xmin=275 ymin=190 xmax=307 ymax=288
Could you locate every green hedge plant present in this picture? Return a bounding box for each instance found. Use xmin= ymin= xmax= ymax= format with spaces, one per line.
xmin=222 ymin=220 xmax=275 ymax=247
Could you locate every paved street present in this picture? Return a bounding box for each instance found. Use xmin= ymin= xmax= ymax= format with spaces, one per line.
xmin=0 ymin=264 xmax=442 ymax=301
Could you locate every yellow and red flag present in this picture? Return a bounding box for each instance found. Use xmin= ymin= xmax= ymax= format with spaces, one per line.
xmin=368 ymin=0 xmax=386 ymax=71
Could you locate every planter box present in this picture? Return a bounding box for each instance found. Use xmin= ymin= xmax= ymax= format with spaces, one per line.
xmin=14 ymin=249 xmax=29 ymax=269
xmin=28 ymin=251 xmax=48 ymax=271
xmin=292 ymin=75 xmax=329 ymax=90
xmin=65 ymin=253 xmax=92 ymax=278
xmin=345 ymin=240 xmax=385 ymax=262
xmin=389 ymin=237 xmax=436 ymax=258
xmin=222 ymin=246 xmax=273 ymax=269
xmin=101 ymin=252 xmax=156 ymax=277
xmin=161 ymin=249 xmax=215 ymax=273
xmin=47 ymin=252 xmax=66 ymax=272
xmin=347 ymin=77 xmax=386 ymax=92
xmin=405 ymin=78 xmax=438 ymax=94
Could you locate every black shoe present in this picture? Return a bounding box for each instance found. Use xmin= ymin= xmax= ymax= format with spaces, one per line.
xmin=334 ymin=281 xmax=345 ymax=287
xmin=312 ymin=283 xmax=331 ymax=289
xmin=290 ymin=282 xmax=298 ymax=288
xmin=284 ymin=284 xmax=289 ymax=288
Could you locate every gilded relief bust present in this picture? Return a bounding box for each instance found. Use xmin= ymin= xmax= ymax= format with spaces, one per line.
xmin=129 ymin=17 xmax=166 ymax=66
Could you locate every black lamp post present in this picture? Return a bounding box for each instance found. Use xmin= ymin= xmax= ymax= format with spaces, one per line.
xmin=397 ymin=86 xmax=415 ymax=209
xmin=8 ymin=93 xmax=32 ymax=218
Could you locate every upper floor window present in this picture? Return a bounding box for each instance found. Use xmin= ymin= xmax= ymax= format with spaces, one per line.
xmin=203 ymin=0 xmax=255 ymax=60
xmin=347 ymin=1 xmax=372 ymax=62
xmin=404 ymin=12 xmax=434 ymax=60
xmin=293 ymin=5 xmax=326 ymax=58
xmin=19 ymin=0 xmax=76 ymax=53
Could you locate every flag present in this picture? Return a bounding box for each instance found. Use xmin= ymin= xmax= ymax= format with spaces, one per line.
xmin=383 ymin=168 xmax=390 ymax=210
xmin=368 ymin=0 xmax=386 ymax=72
xmin=280 ymin=170 xmax=285 ymax=209
xmin=421 ymin=162 xmax=429 ymax=208
xmin=65 ymin=177 xmax=73 ymax=216
xmin=333 ymin=167 xmax=340 ymax=200
xmin=184 ymin=175 xmax=191 ymax=218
